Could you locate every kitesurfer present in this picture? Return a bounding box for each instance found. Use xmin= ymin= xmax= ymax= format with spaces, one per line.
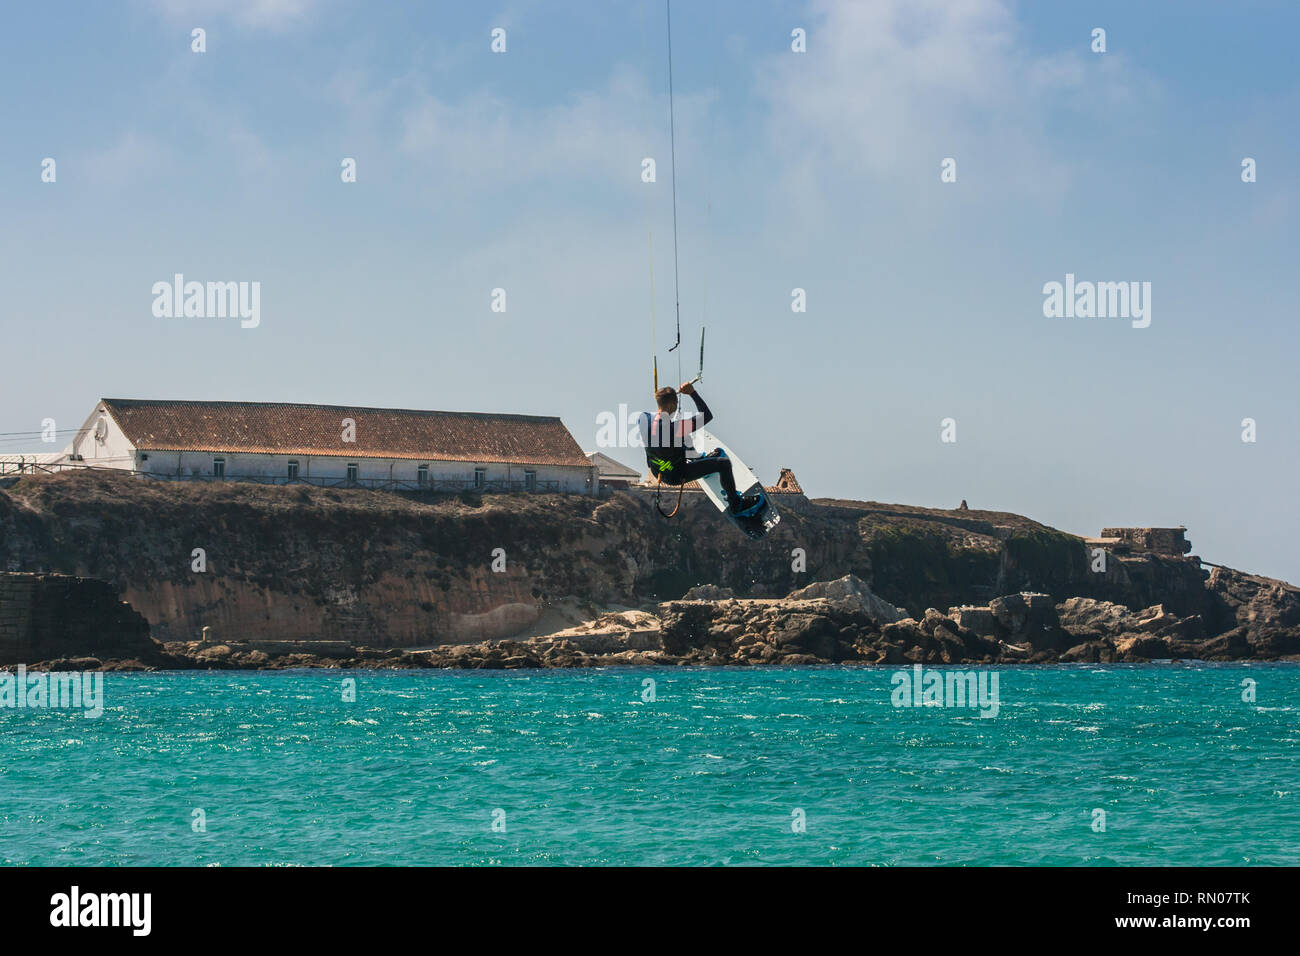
xmin=639 ymin=383 xmax=760 ymax=515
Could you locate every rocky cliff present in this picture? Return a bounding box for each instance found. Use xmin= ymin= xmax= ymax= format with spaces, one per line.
xmin=129 ymin=577 xmax=1300 ymax=670
xmin=0 ymin=471 xmax=1295 ymax=662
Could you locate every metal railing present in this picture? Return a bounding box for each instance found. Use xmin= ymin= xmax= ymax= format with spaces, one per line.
xmin=0 ymin=461 xmax=76 ymax=476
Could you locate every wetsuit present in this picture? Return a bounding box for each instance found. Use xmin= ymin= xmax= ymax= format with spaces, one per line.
xmin=638 ymin=392 xmax=741 ymax=504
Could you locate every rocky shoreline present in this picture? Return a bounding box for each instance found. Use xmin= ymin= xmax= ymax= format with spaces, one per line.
xmin=4 ymin=473 xmax=1299 ymax=671
xmin=16 ymin=572 xmax=1299 ymax=672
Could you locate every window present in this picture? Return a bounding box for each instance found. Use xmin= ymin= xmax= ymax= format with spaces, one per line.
xmin=346 ymin=463 xmax=359 ymax=485
xmin=213 ymin=457 xmax=225 ymax=480
xmin=417 ymin=464 xmax=429 ymax=488
xmin=524 ymin=469 xmax=537 ymax=492
xmin=473 ymin=467 xmax=486 ymax=490
xmin=287 ymin=460 xmax=299 ymax=480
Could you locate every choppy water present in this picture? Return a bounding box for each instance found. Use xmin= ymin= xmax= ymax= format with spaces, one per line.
xmin=1 ymin=664 xmax=1297 ymax=866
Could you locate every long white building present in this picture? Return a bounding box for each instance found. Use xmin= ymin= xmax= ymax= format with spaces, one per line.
xmin=58 ymin=398 xmax=597 ymax=494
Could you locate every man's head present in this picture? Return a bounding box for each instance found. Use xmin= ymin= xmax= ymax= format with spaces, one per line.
xmin=655 ymin=386 xmax=678 ymax=413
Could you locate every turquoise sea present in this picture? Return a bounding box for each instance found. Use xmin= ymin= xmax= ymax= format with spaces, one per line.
xmin=1 ymin=664 xmax=1297 ymax=866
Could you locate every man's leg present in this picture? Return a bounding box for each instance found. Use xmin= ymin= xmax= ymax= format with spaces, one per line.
xmin=675 ymin=457 xmax=742 ymax=508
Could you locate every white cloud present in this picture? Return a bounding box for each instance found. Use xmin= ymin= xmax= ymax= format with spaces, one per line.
xmin=755 ymin=0 xmax=1148 ymax=209
xmin=84 ymin=131 xmax=172 ymax=185
xmin=395 ymin=65 xmax=713 ymax=195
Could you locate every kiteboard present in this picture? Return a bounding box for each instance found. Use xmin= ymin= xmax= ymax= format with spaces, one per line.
xmin=688 ymin=427 xmax=780 ymax=540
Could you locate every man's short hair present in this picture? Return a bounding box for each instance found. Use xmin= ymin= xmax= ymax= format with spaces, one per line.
xmin=655 ymin=386 xmax=677 ymax=410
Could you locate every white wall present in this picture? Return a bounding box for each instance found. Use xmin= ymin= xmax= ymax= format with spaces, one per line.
xmin=68 ymin=403 xmax=136 ymax=469
xmin=138 ymin=450 xmax=596 ymax=493
xmin=58 ymin=402 xmax=597 ymax=493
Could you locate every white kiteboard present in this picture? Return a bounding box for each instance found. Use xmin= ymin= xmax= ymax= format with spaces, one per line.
xmin=687 ymin=427 xmax=781 ymax=540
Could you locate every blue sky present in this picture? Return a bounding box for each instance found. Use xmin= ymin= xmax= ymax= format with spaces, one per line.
xmin=1 ymin=0 xmax=1297 ymax=582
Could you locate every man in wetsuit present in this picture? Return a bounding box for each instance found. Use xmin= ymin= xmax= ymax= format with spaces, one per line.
xmin=638 ymin=383 xmax=761 ymax=515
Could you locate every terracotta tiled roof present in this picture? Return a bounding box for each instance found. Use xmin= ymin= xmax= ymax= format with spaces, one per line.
xmin=100 ymin=399 xmax=591 ymax=467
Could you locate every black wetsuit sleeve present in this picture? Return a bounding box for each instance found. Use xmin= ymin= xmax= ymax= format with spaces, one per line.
xmin=691 ymin=391 xmax=714 ymax=426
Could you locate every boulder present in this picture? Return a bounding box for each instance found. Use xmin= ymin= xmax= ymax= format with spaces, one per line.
xmin=948 ymin=605 xmax=997 ymax=637
xmin=779 ymin=653 xmax=822 ymax=666
xmin=989 ymin=592 xmax=1069 ymax=649
xmin=786 ymin=575 xmax=908 ymax=624
xmin=1207 ymin=567 xmax=1300 ymax=633
xmin=657 ymin=602 xmax=720 ymax=654
xmin=770 ymin=612 xmax=835 ymax=650
xmin=681 ymin=584 xmax=736 ymax=601
xmin=931 ymin=624 xmax=968 ymax=663
xmin=880 ymin=618 xmax=926 ymax=649
xmin=1114 ymin=635 xmax=1173 ymax=661
xmin=1060 ymin=641 xmax=1109 ymax=663
xmin=1241 ymin=626 xmax=1300 ymax=658
xmin=1056 ymin=597 xmax=1136 ymax=638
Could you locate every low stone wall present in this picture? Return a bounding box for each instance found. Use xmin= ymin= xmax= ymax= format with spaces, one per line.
xmin=0 ymin=573 xmax=158 ymax=665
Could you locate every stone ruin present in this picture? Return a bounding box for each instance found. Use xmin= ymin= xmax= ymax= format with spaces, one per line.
xmin=1093 ymin=526 xmax=1192 ymax=556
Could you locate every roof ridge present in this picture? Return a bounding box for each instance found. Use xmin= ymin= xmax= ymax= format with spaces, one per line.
xmin=97 ymin=398 xmax=590 ymax=468
xmin=100 ymin=398 xmax=563 ymax=424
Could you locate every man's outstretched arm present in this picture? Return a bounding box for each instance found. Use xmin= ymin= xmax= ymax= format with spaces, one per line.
xmin=679 ymin=382 xmax=713 ymax=426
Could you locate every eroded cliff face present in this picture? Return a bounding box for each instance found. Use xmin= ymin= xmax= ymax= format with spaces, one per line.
xmin=0 ymin=471 xmax=1286 ymax=649
xmin=0 ymin=473 xmax=863 ymax=645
